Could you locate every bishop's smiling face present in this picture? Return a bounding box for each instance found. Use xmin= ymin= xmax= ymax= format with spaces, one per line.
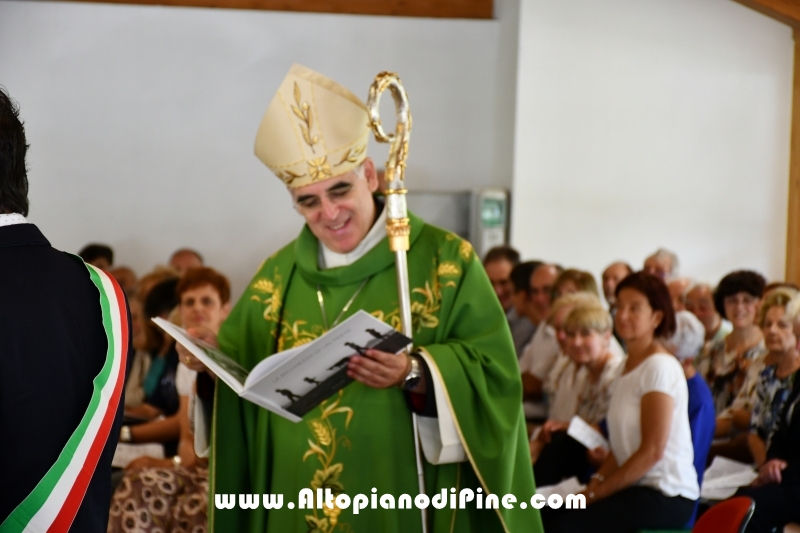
xmin=291 ymin=158 xmax=379 ymax=254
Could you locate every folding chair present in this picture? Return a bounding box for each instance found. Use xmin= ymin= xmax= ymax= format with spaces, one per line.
xmin=692 ymin=497 xmax=755 ymax=533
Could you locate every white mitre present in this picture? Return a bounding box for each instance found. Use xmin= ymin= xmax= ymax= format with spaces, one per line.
xmin=254 ymin=64 xmax=370 ymax=189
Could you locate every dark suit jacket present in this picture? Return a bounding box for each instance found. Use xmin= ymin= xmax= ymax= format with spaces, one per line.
xmin=0 ymin=223 xmax=130 ymax=531
xmin=768 ymin=375 xmax=800 ymax=484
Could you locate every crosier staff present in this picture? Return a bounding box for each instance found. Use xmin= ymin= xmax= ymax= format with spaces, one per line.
xmin=366 ymin=72 xmax=427 ymax=533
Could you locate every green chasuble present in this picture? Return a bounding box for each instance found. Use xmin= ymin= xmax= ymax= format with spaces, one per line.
xmin=210 ymin=212 xmax=543 ymax=533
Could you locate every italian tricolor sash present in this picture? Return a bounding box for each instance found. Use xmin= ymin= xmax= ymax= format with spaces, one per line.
xmin=0 ymin=263 xmax=129 ymax=533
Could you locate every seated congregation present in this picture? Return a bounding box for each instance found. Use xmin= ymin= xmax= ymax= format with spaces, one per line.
xmin=93 ymin=241 xmax=800 ymax=533
xmin=485 ymin=246 xmax=800 ymax=533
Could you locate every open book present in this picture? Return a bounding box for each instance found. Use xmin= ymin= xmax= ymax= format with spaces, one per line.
xmin=154 ymin=310 xmax=411 ymax=423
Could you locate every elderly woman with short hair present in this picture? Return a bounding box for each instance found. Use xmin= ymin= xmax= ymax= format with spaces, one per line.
xmin=532 ymin=301 xmax=624 ymax=486
xmin=711 ymin=285 xmax=796 ymax=464
xmin=746 ymin=288 xmax=800 ymax=466
xmin=735 ymin=314 xmax=800 ymax=532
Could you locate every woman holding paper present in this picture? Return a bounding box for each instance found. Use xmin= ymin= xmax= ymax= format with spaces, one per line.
xmin=548 ymin=272 xmax=698 ymax=533
xmin=532 ymin=301 xmax=623 ymax=485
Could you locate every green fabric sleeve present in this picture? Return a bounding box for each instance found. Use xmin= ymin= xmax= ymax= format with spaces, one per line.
xmin=418 ymin=236 xmax=542 ymax=533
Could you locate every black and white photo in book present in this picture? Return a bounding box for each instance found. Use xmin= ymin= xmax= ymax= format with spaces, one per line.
xmin=154 ymin=311 xmax=412 ymax=422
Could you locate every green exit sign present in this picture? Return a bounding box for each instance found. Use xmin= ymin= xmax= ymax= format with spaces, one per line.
xmin=481 ymin=198 xmax=505 ymax=228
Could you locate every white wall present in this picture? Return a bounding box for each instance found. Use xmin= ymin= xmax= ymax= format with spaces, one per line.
xmin=0 ymin=1 xmax=512 ymax=296
xmin=2 ymin=0 xmax=795 ymax=295
xmin=511 ymin=0 xmax=794 ymax=286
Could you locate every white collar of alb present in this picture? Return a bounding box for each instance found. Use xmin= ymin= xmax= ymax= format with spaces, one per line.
xmin=320 ymin=205 xmax=388 ymax=269
xmin=0 ymin=213 xmax=27 ymax=228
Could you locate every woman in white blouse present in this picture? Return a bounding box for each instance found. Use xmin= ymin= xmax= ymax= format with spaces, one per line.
xmin=548 ymin=271 xmax=698 ymax=533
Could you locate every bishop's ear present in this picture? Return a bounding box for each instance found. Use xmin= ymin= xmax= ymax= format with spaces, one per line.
xmin=362 ymin=157 xmax=378 ymax=193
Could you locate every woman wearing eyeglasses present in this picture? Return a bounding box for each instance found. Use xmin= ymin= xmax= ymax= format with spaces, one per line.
xmin=703 ymin=270 xmax=768 ymax=463
xmin=705 ymin=271 xmax=768 ymax=410
xmin=547 ymin=272 xmax=698 ymax=533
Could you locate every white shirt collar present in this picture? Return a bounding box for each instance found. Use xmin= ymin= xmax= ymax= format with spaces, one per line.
xmin=319 ymin=204 xmax=387 ymax=269
xmin=0 ymin=213 xmax=27 ymax=228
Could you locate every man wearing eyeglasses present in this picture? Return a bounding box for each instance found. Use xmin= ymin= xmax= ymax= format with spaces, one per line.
xmin=518 ymin=264 xmax=561 ymax=418
xmin=183 ymin=64 xmax=540 ymax=533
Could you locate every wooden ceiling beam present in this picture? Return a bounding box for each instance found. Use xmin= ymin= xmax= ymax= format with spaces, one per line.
xmin=65 ymin=0 xmax=494 ymax=19
xmin=731 ymin=0 xmax=800 ymax=28
xmin=785 ymin=30 xmax=800 ymax=285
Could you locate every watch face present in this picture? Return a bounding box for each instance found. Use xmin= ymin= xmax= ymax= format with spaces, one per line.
xmin=403 ymin=376 xmax=421 ymax=391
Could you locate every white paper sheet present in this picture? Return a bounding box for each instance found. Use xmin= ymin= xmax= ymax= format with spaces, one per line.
xmin=702 ymin=456 xmax=758 ymax=487
xmin=700 ymin=485 xmax=742 ymax=500
xmin=566 ymin=415 xmax=609 ymax=450
xmin=536 ymin=477 xmax=586 ymax=499
xmin=112 ymin=442 xmax=164 ymax=468
xmin=699 ymin=456 xmax=757 ymax=500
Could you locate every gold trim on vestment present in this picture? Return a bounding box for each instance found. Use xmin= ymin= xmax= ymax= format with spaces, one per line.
xmin=449 ymin=463 xmax=461 ymax=533
xmin=417 ymin=347 xmax=511 ymax=533
xmin=208 ymin=380 xmax=220 ymax=531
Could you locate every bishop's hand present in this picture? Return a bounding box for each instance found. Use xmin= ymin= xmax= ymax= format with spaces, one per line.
xmin=347 ymin=350 xmax=424 ymax=392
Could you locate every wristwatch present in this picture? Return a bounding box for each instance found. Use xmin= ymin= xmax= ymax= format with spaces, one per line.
xmin=402 ymin=354 xmax=422 ymax=391
xmin=120 ymin=425 xmax=132 ymax=443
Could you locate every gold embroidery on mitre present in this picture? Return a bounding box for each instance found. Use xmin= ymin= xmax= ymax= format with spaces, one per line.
xmin=254 ymin=64 xmax=370 ymax=190
xmin=335 ymin=144 xmax=366 ymax=167
xmin=291 ymin=82 xmax=319 ymax=152
xmin=276 ymin=169 xmax=306 ymax=186
xmin=307 ymin=156 xmax=332 ymax=181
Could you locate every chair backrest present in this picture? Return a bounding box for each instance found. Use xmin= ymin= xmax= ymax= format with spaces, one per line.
xmin=693 ymin=497 xmax=755 ymax=533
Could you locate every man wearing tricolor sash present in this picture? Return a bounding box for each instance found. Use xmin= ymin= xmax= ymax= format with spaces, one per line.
xmin=187 ymin=65 xmax=542 ymax=533
xmin=0 ymin=88 xmax=130 ymax=533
